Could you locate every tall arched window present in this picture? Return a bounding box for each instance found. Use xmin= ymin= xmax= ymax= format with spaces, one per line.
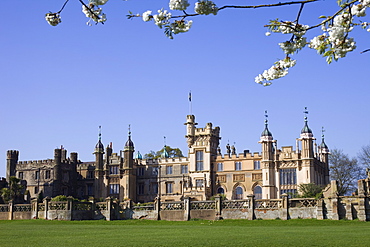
xmin=217 ymin=187 xmax=225 ymax=194
xmin=234 ymin=186 xmax=243 ymax=200
xmin=254 ymin=185 xmax=262 ymax=200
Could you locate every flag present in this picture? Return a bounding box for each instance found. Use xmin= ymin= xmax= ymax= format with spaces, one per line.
xmin=189 ymin=91 xmax=192 ymax=102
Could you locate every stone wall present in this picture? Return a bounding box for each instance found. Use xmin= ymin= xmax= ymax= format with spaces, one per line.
xmin=1 ymin=194 xmax=370 ymax=221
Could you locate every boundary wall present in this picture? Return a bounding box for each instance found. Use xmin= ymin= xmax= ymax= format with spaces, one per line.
xmin=0 ymin=194 xmax=369 ymax=221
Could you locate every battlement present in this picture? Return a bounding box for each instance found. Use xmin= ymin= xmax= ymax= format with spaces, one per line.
xmin=216 ymin=152 xmax=261 ymax=160
xmin=143 ymin=156 xmax=189 ymax=165
xmin=18 ymin=159 xmax=53 ymax=165
xmin=7 ymin=150 xmax=19 ymax=159
xmin=194 ymin=123 xmax=220 ymax=136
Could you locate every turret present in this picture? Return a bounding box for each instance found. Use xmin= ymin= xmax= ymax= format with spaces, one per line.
xmin=258 ymin=111 xmax=276 ymax=199
xmin=53 ymin=148 xmax=62 ymax=196
xmin=299 ymin=108 xmax=315 ymax=159
xmin=123 ymin=126 xmax=136 ymax=201
xmin=297 ymin=107 xmax=316 ymax=185
xmin=93 ymin=126 xmax=104 ymax=171
xmin=6 ymin=150 xmax=19 ymax=181
xmin=185 ymin=115 xmax=197 ymax=147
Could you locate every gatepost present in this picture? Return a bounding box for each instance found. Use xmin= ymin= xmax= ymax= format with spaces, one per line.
xmin=214 ymin=195 xmax=222 ymax=220
xmin=155 ymin=197 xmax=161 ymax=220
xmin=184 ymin=197 xmax=190 ymax=221
xmin=281 ymin=193 xmax=289 ymax=220
xmin=8 ymin=200 xmax=13 ymax=220
xmin=44 ymin=197 xmax=51 ymax=220
xmin=247 ymin=194 xmax=255 ymax=220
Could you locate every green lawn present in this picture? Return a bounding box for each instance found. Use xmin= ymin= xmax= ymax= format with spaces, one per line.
xmin=0 ymin=219 xmax=369 ymax=246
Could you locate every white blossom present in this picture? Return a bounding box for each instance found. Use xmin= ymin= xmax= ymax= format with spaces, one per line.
xmin=45 ymin=13 xmax=61 ymax=26
xmin=351 ymin=4 xmax=367 ymax=17
xmin=89 ymin=0 xmax=109 ymax=6
xmin=255 ymin=57 xmax=296 ymax=86
xmin=142 ymin=10 xmax=152 ymax=22
xmin=279 ymin=37 xmax=307 ymax=54
xmin=82 ymin=4 xmax=106 ymax=25
xmin=170 ymin=20 xmax=193 ymax=35
xmin=195 ymin=0 xmax=218 ymax=15
xmin=265 ymin=32 xmax=271 ymax=36
xmin=153 ymin=9 xmax=172 ymax=29
xmin=169 ymin=0 xmax=190 ymax=11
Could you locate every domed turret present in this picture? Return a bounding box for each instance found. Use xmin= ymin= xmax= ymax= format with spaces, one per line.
xmin=300 ymin=107 xmax=313 ymax=138
xmin=161 ymin=146 xmax=169 ymax=159
xmin=124 ymin=125 xmax=134 ymax=151
xmin=135 ymin=151 xmax=143 ymax=160
xmin=260 ymin=111 xmax=273 ymax=141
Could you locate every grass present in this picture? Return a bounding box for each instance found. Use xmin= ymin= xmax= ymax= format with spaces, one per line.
xmin=0 ymin=219 xmax=369 ymax=246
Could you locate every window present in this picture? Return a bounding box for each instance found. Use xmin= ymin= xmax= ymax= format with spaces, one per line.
xmin=196 ymin=151 xmax=204 ymax=171
xmin=254 ymin=186 xmax=262 ymax=199
xmin=254 ymin=161 xmax=261 ymax=170
xmin=137 ymin=167 xmax=145 ymax=176
xmin=110 ymin=184 xmax=119 ymax=194
xmin=45 ymin=170 xmax=50 ymax=179
xmin=181 ymin=165 xmax=188 ymax=174
xmin=110 ymin=166 xmax=119 ymax=175
xmin=235 ymin=162 xmax=242 ymax=171
xmin=280 ymin=189 xmax=297 ymax=198
xmin=234 ymin=186 xmax=243 ymax=200
xmin=196 ymin=179 xmax=204 ymax=188
xmin=166 ymin=182 xmax=173 ymax=194
xmin=151 ymin=183 xmax=158 ymax=194
xmin=35 ymin=171 xmax=40 ymax=180
xmin=217 ymin=187 xmax=225 ymax=194
xmin=152 ymin=167 xmax=158 ymax=176
xmin=217 ymin=163 xmax=223 ymax=171
xmin=166 ymin=166 xmax=173 ymax=175
xmin=138 ymin=183 xmax=145 ymax=195
xmin=87 ymin=184 xmax=94 ymax=196
xmin=34 ymin=187 xmax=39 ymax=194
xmin=18 ymin=172 xmax=23 ymax=180
xmin=280 ymin=169 xmax=297 ymax=185
xmin=63 ymin=171 xmax=69 ymax=182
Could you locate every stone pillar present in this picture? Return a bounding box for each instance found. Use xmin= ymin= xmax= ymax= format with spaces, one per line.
xmin=106 ymin=197 xmax=113 ymax=221
xmin=316 ymin=199 xmax=324 ymax=220
xmin=155 ymin=197 xmax=161 ymax=220
xmin=247 ymin=194 xmax=255 ymax=220
xmin=214 ymin=195 xmax=222 ymax=220
xmin=357 ymin=197 xmax=367 ymax=221
xmin=67 ymin=196 xmax=73 ymax=221
xmin=32 ymin=199 xmax=38 ymax=219
xmin=280 ymin=194 xmax=289 ymax=220
xmin=330 ymin=197 xmax=340 ymax=220
xmin=44 ymin=197 xmax=51 ymax=220
xmin=8 ymin=200 xmax=14 ymax=220
xmin=345 ymin=202 xmax=353 ymax=220
xmin=184 ymin=197 xmax=190 ymax=221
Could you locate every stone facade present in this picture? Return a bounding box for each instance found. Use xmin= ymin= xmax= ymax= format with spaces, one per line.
xmin=5 ymin=113 xmax=329 ymax=203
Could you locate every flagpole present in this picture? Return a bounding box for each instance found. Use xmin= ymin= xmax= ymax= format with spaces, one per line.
xmin=189 ymin=91 xmax=192 ymax=115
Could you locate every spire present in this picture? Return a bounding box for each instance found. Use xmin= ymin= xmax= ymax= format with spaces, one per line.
xmin=124 ymin=124 xmax=134 ymax=151
xmin=301 ymin=107 xmax=313 ymax=135
xmin=95 ymin=125 xmax=104 ymax=149
xmin=319 ymin=127 xmax=329 ymax=152
xmin=261 ymin=110 xmax=273 ymax=139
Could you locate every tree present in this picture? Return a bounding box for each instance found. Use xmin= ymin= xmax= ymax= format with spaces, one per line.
xmin=0 ymin=176 xmax=24 ymax=203
xmin=329 ymin=149 xmax=363 ymax=196
xmin=45 ymin=0 xmax=370 ymax=85
xmin=358 ymin=144 xmax=370 ymax=169
xmin=144 ymin=145 xmax=184 ymax=159
xmin=298 ymin=183 xmax=324 ymax=198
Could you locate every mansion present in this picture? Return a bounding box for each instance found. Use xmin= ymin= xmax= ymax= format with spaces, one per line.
xmin=6 ymin=114 xmax=330 ymax=202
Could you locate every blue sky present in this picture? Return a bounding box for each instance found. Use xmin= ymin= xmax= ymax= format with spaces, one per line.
xmin=1 ymin=0 xmax=369 ymax=177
